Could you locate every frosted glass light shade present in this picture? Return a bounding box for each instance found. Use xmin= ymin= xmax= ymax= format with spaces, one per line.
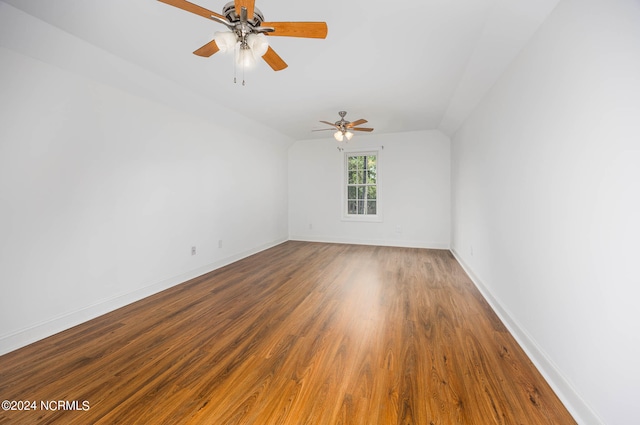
xmin=214 ymin=31 xmax=238 ymax=53
xmin=236 ymin=45 xmax=256 ymax=68
xmin=345 ymin=131 xmax=354 ymax=140
xmin=246 ymin=33 xmax=269 ymax=57
xmin=334 ymin=131 xmax=344 ymax=142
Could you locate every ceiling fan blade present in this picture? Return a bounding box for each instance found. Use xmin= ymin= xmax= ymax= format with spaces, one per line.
xmin=260 ymin=22 xmax=328 ymax=38
xmin=193 ymin=39 xmax=220 ymax=57
xmin=262 ymin=47 xmax=288 ymax=71
xmin=346 ymin=119 xmax=368 ymax=128
xmin=235 ymin=0 xmax=255 ymax=20
xmin=312 ymin=128 xmax=335 ymax=132
xmin=320 ymin=121 xmax=338 ymax=128
xmin=352 ymin=127 xmax=374 ymax=132
xmin=157 ymin=0 xmax=226 ymax=20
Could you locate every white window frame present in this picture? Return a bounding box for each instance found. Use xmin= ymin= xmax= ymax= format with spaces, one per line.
xmin=341 ymin=148 xmax=382 ymax=222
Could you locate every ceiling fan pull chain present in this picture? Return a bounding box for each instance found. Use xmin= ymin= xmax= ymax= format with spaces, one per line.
xmin=233 ymin=42 xmax=238 ymax=84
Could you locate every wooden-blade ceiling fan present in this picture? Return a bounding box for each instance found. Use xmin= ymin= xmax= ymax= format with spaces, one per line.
xmin=158 ymin=0 xmax=328 ymax=71
xmin=315 ymin=111 xmax=374 ymax=141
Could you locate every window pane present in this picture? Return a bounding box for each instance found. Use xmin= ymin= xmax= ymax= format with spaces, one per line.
xmin=348 ymin=171 xmax=357 ymax=184
xmin=348 ymin=156 xmax=364 ymax=170
xmin=367 ymin=186 xmax=377 ymax=200
xmin=366 ymin=171 xmax=376 ymax=184
xmin=348 ymin=156 xmax=358 ymax=171
xmin=357 ymin=200 xmax=365 ymax=214
xmin=367 ymin=201 xmax=377 ymax=214
xmin=347 ymin=186 xmax=357 ymax=199
xmin=357 ymin=186 xmax=365 ymax=200
xmin=348 ymin=200 xmax=357 ymax=214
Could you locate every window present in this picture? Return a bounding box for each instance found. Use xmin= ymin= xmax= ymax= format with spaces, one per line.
xmin=344 ymin=151 xmax=379 ymax=219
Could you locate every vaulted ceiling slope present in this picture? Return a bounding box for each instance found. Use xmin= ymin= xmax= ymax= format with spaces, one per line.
xmin=2 ymin=0 xmax=560 ymax=140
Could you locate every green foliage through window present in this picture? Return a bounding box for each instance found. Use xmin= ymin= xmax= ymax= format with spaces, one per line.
xmin=346 ymin=153 xmax=377 ymax=215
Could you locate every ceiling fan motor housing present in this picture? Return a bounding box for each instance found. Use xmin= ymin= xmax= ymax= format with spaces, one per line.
xmin=336 ymin=111 xmax=349 ymax=128
xmin=222 ymin=1 xmax=264 ymax=26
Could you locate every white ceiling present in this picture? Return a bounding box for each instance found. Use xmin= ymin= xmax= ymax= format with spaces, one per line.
xmin=3 ymin=0 xmax=560 ymax=140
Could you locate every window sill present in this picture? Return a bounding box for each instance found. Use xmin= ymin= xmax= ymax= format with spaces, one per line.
xmin=341 ymin=215 xmax=383 ymax=223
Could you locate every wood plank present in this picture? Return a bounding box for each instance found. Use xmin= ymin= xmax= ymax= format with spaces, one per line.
xmin=0 ymin=242 xmax=576 ymax=424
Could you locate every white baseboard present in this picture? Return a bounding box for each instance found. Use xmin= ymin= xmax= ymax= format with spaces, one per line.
xmin=450 ymin=247 xmax=604 ymax=425
xmin=289 ymin=234 xmax=450 ymax=250
xmin=0 ymin=238 xmax=287 ymax=356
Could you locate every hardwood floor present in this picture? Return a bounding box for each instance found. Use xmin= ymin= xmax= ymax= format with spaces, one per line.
xmin=0 ymin=241 xmax=576 ymax=424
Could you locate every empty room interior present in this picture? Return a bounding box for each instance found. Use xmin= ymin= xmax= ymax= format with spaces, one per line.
xmin=1 ymin=0 xmax=639 ymax=424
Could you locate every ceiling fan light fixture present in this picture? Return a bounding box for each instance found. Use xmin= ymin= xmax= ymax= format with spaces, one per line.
xmin=236 ymin=43 xmax=257 ymax=68
xmin=246 ymin=33 xmax=269 ymax=58
xmin=214 ymin=31 xmax=237 ymax=53
xmin=320 ymin=111 xmax=374 ymax=142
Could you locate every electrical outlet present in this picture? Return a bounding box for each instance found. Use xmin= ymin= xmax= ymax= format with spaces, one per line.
xmin=191 ymin=246 xmax=196 ymax=256
xmin=218 ymin=239 xmax=223 ymax=248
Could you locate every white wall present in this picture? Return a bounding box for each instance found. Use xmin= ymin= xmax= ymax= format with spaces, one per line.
xmin=451 ymin=0 xmax=640 ymax=424
xmin=289 ymin=131 xmax=450 ymax=248
xmin=0 ymin=5 xmax=290 ymax=354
